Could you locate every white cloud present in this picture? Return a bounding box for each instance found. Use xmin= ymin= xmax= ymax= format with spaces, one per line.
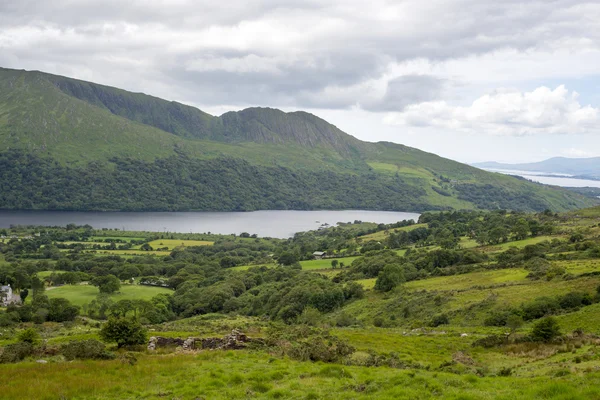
xmin=384 ymin=85 xmax=600 ymax=136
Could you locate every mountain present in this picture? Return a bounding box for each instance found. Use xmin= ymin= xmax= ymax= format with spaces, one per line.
xmin=0 ymin=67 xmax=596 ymax=212
xmin=473 ymin=157 xmax=600 ymax=179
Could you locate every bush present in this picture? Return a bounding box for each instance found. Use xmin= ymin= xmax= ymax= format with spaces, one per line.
xmin=472 ymin=335 xmax=506 ymax=348
xmin=335 ymin=312 xmax=357 ymax=327
xmin=374 ymin=264 xmax=405 ymax=292
xmin=0 ymin=342 xmax=33 ymax=363
xmin=266 ymin=325 xmax=355 ymax=363
xmin=17 ymin=328 xmax=41 ymax=345
xmin=99 ymin=317 xmax=148 ymax=348
xmin=531 ymin=317 xmax=561 ymax=342
xmin=430 ymin=314 xmax=449 ymax=327
xmin=61 ymin=340 xmax=115 ymax=360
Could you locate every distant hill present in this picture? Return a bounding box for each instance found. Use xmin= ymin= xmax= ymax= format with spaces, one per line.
xmin=0 ymin=67 xmax=596 ymax=212
xmin=473 ymin=157 xmax=600 ymax=179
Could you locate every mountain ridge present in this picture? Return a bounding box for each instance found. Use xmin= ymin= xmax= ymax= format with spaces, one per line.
xmin=473 ymin=157 xmax=600 ymax=179
xmin=0 ymin=66 xmax=596 ymax=212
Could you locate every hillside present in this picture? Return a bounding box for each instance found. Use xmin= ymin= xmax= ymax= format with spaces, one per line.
xmin=474 ymin=157 xmax=600 ymax=179
xmin=3 ymin=207 xmax=600 ymax=397
xmin=0 ymin=67 xmax=596 ymax=212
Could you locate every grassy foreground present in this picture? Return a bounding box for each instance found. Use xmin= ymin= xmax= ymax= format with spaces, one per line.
xmin=1 ymin=350 xmax=600 ymax=400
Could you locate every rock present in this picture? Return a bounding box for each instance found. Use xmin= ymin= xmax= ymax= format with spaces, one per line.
xmin=461 ymin=333 xmax=469 ymax=337
xmin=182 ymin=338 xmax=195 ymax=350
xmin=36 ymin=360 xmax=48 ymax=364
xmin=452 ymin=351 xmax=475 ymax=366
xmin=148 ymin=330 xmax=258 ymax=352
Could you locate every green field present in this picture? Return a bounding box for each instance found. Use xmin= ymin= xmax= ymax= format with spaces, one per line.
xmin=147 ymin=239 xmax=214 ymax=250
xmin=359 ymin=224 xmax=428 ymax=242
xmin=46 ymin=285 xmax=172 ymax=307
xmin=299 ymin=257 xmax=359 ymax=270
xmin=1 ymin=350 xmax=600 ymax=399
xmin=37 ymin=270 xmax=68 ymax=278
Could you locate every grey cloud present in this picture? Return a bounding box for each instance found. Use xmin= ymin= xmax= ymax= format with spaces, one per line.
xmin=0 ymin=0 xmax=598 ymax=111
xmin=363 ymin=75 xmax=444 ymax=112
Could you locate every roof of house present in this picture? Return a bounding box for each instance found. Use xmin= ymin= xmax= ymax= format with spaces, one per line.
xmin=312 ymin=251 xmax=326 ymax=256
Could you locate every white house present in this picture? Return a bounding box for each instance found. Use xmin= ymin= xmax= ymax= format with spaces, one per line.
xmin=0 ymin=285 xmax=20 ymax=307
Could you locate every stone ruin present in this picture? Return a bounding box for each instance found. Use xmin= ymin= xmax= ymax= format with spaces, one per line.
xmin=148 ymin=329 xmax=258 ymax=351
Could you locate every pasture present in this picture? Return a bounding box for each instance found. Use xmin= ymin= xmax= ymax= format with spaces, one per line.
xmin=2 ymin=351 xmax=600 ymax=399
xmin=46 ymin=284 xmax=172 ymax=307
xmin=147 ymin=239 xmax=214 ymax=250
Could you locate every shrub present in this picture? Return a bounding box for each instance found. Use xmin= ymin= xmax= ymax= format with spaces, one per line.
xmin=0 ymin=342 xmax=33 ymax=363
xmin=266 ymin=325 xmax=355 ymax=363
xmin=17 ymin=328 xmax=41 ymax=345
xmin=374 ymin=264 xmax=405 ymax=292
xmin=61 ymin=339 xmax=115 ymax=360
xmin=99 ymin=317 xmax=148 ymax=348
xmin=531 ymin=317 xmax=561 ymax=342
xmin=430 ymin=314 xmax=449 ymax=327
xmin=472 ymin=335 xmax=506 ymax=348
xmin=335 ymin=312 xmax=358 ymax=327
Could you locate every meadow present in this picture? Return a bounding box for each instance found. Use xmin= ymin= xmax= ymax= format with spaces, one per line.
xmin=1 ymin=340 xmax=600 ymax=399
xmin=45 ymin=285 xmax=172 ymax=307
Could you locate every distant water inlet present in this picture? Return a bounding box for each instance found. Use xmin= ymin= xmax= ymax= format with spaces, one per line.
xmin=0 ymin=210 xmax=421 ymax=238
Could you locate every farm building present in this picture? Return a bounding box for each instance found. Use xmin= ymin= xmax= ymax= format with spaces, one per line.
xmin=312 ymin=251 xmax=327 ymax=259
xmin=0 ymin=285 xmax=20 ymax=306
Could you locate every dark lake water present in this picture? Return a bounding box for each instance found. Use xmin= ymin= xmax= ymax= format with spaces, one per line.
xmin=0 ymin=210 xmax=421 ymax=238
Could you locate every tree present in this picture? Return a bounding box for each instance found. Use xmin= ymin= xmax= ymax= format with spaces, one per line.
xmin=17 ymin=328 xmax=41 ymax=345
xmin=91 ymin=274 xmax=121 ymax=294
xmin=19 ymin=288 xmax=28 ymax=303
xmin=374 ymin=264 xmax=405 ymax=292
xmin=511 ymin=219 xmax=530 ymax=241
xmin=278 ymin=252 xmax=298 ymax=266
xmin=531 ymin=317 xmax=561 ymax=342
xmin=506 ymin=314 xmax=523 ymax=335
xmin=47 ymin=298 xmax=80 ymax=322
xmin=99 ymin=317 xmax=148 ymax=348
xmin=331 ymin=260 xmax=339 ymax=269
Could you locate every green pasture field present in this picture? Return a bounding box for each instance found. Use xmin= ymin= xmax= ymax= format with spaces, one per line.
xmin=359 ymin=224 xmax=428 ymax=242
xmin=45 ymin=284 xmax=172 ymax=307
xmin=480 ymin=236 xmax=558 ymax=252
xmin=37 ymin=270 xmax=68 ymax=278
xmin=405 ymin=269 xmax=530 ymax=291
xmin=231 ymin=257 xmax=359 ymax=272
xmin=90 ymin=236 xmax=147 ymax=242
xmin=82 ymin=249 xmax=172 ymax=257
xmin=299 ymin=257 xmax=359 ymax=270
xmin=1 ymin=350 xmax=600 ymax=400
xmin=147 ymin=239 xmax=214 ymax=250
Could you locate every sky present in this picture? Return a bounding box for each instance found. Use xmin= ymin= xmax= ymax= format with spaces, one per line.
xmin=1 ymin=0 xmax=600 ymax=163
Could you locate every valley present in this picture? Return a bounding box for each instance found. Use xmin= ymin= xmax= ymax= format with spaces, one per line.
xmin=2 ymin=207 xmax=600 ymax=398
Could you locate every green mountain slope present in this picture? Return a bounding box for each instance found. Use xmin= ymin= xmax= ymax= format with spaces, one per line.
xmin=0 ymin=67 xmax=596 ymax=212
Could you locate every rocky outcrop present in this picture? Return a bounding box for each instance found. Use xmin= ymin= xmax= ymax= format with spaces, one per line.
xmin=148 ymin=330 xmax=259 ymax=351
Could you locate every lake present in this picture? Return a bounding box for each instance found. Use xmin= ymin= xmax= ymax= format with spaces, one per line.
xmin=483 ymin=168 xmax=600 ymax=188
xmin=0 ymin=210 xmax=421 ymax=238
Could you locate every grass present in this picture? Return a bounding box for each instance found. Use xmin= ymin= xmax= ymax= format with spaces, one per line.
xmin=37 ymin=270 xmax=68 ymax=278
xmin=299 ymin=257 xmax=359 ymax=270
xmin=147 ymin=239 xmax=213 ymax=250
xmin=481 ymin=236 xmax=557 ymax=252
xmin=359 ymin=224 xmax=428 ymax=242
xmin=81 ymin=249 xmax=172 ymax=257
xmin=405 ymin=269 xmax=530 ymax=291
xmin=231 ymin=257 xmax=359 ymax=272
xmin=1 ymin=350 xmax=600 ymax=399
xmin=46 ymin=284 xmax=172 ymax=307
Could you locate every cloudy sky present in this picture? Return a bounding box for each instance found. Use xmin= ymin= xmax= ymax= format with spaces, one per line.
xmin=1 ymin=0 xmax=600 ymax=163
